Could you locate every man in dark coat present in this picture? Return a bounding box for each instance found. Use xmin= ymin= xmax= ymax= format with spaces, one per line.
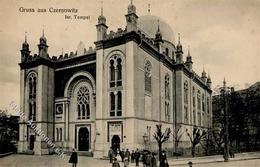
xmin=108 ymin=147 xmax=114 ymax=163
xmin=131 ymin=150 xmax=135 ymax=163
xmin=69 ymin=149 xmax=78 ymax=167
xmin=159 ymin=150 xmax=167 ymax=167
xmin=120 ymin=149 xmax=125 ymax=162
xmin=135 ymin=149 xmax=141 ymax=166
xmin=151 ymin=153 xmax=157 ymax=167
xmin=125 ymin=149 xmax=131 ymax=160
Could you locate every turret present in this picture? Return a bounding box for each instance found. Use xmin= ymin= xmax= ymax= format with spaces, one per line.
xmin=207 ymin=73 xmax=212 ymax=89
xmin=175 ymin=33 xmax=183 ymax=64
xmin=38 ymin=28 xmax=48 ymax=58
xmin=185 ymin=47 xmax=193 ymax=71
xmin=201 ymin=67 xmax=207 ymax=83
xmin=20 ymin=32 xmax=30 ymax=62
xmin=96 ymin=1 xmax=108 ymax=41
xmin=154 ymin=20 xmax=163 ymax=52
xmin=125 ymin=0 xmax=138 ymax=32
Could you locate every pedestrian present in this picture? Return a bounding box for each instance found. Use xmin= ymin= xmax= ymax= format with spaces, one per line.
xmin=112 ymin=158 xmax=120 ymax=167
xmin=120 ymin=149 xmax=125 ymax=162
xmin=109 ymin=147 xmax=114 ymax=163
xmin=145 ymin=152 xmax=152 ymax=167
xmin=135 ymin=149 xmax=141 ymax=166
xmin=69 ymin=148 xmax=78 ymax=167
xmin=116 ymin=148 xmax=122 ymax=162
xmin=151 ymin=153 xmax=157 ymax=167
xmin=125 ymin=149 xmax=131 ymax=160
xmin=159 ymin=150 xmax=168 ymax=167
xmin=131 ymin=150 xmax=135 ymax=163
xmin=142 ymin=151 xmax=147 ymax=167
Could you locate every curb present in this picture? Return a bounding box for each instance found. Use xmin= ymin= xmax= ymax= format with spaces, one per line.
xmin=170 ymin=157 xmax=260 ymax=166
xmin=0 ymin=152 xmax=14 ymax=158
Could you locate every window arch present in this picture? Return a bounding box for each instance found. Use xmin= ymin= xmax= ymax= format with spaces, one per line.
xmin=108 ymin=54 xmax=124 ymax=117
xmin=144 ymin=60 xmax=152 ymax=93
xmin=109 ymin=55 xmax=122 ymax=87
xmin=77 ymin=86 xmax=90 ymax=119
xmin=165 ymin=74 xmax=170 ymax=122
xmin=197 ymin=90 xmax=201 ymax=126
xmin=184 ymin=81 xmax=188 ymax=104
xmin=27 ymin=72 xmax=37 ymax=121
xmin=192 ymin=87 xmax=196 ymax=125
xmin=197 ymin=90 xmax=201 ymax=110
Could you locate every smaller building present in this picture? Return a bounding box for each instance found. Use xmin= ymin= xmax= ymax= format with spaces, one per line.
xmin=212 ymin=81 xmax=260 ymax=152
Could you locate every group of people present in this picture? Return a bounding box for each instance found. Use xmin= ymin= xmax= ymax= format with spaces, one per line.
xmin=109 ymin=147 xmax=169 ymax=167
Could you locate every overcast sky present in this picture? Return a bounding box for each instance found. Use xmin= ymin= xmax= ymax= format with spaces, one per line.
xmin=0 ymin=0 xmax=259 ymax=114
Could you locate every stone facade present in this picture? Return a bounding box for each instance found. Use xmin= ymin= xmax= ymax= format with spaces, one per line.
xmin=18 ymin=2 xmax=212 ymax=158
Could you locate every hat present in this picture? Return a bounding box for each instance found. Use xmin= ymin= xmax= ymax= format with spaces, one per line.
xmin=188 ymin=161 xmax=193 ymax=165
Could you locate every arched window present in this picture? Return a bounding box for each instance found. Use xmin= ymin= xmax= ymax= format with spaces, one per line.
xmin=197 ymin=91 xmax=201 ymax=110
xmin=117 ymin=59 xmax=122 ymax=86
xmin=197 ymin=90 xmax=201 ymax=126
xmin=109 ymin=55 xmax=122 ymax=87
xmin=109 ymin=91 xmax=122 ymax=117
xmin=110 ymin=60 xmax=115 ymax=87
xmin=117 ymin=91 xmax=122 ymax=116
xmin=77 ymin=86 xmax=90 ymax=119
xmin=108 ymin=54 xmax=124 ymax=117
xmin=165 ymin=74 xmax=170 ymax=122
xmin=144 ymin=60 xmax=152 ymax=93
xmin=184 ymin=81 xmax=188 ymax=104
xmin=192 ymin=87 xmax=195 ymax=107
xmin=28 ymin=72 xmax=37 ymax=121
xmin=165 ymin=75 xmax=170 ymax=100
xmin=207 ymin=97 xmax=210 ymax=113
xmin=202 ymin=94 xmax=205 ymax=111
xmin=110 ymin=92 xmax=115 ymax=116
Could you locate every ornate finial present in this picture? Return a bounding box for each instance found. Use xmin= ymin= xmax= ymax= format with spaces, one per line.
xmin=203 ymin=65 xmax=205 ymax=72
xmin=130 ymin=0 xmax=133 ymax=5
xmin=42 ymin=25 xmax=45 ymax=37
xmin=101 ymin=1 xmax=103 ymax=16
xmin=25 ymin=31 xmax=27 ymax=43
xmin=157 ymin=19 xmax=160 ymax=32
xmin=62 ymin=48 xmax=63 ymax=55
xmin=148 ymin=3 xmax=151 ymax=14
xmin=188 ymin=45 xmax=190 ymax=56
xmin=223 ymin=77 xmax=226 ymax=87
xmin=178 ymin=33 xmax=181 ymax=44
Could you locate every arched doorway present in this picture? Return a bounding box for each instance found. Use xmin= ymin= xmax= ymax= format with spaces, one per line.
xmin=111 ymin=135 xmax=120 ymax=152
xmin=78 ymin=127 xmax=90 ymax=151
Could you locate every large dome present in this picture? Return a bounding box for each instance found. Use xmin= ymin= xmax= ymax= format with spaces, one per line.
xmin=137 ymin=15 xmax=175 ymax=44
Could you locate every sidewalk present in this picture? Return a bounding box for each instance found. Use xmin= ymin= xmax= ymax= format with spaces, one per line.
xmin=167 ymin=152 xmax=260 ymax=166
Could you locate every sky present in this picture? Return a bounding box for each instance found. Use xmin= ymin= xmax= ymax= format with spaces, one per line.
xmin=0 ymin=0 xmax=259 ymax=115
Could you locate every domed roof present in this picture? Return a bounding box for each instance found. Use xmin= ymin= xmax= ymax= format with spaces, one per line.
xmin=137 ymin=15 xmax=175 ymax=44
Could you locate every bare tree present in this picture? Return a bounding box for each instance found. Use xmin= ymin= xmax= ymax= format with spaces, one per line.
xmin=172 ymin=125 xmax=184 ymax=152
xmin=153 ymin=124 xmax=171 ymax=157
xmin=186 ymin=127 xmax=207 ymax=157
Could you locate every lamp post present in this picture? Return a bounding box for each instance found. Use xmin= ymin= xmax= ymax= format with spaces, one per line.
xmin=220 ymin=78 xmax=232 ymax=162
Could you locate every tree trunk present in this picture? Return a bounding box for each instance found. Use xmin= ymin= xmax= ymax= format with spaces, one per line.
xmin=191 ymin=146 xmax=195 ymax=157
xmin=159 ymin=142 xmax=162 ymax=160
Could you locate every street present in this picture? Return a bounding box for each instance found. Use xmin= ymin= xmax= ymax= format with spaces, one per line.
xmin=0 ymin=154 xmax=259 ymax=167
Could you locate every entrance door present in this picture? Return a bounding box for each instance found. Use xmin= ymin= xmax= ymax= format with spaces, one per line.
xmin=29 ymin=135 xmax=35 ymax=150
xmin=111 ymin=135 xmax=120 ymax=152
xmin=78 ymin=127 xmax=90 ymax=151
